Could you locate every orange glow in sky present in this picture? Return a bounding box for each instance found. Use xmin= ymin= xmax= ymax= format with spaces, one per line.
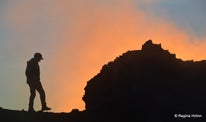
xmin=1 ymin=0 xmax=206 ymax=112
xmin=45 ymin=1 xmax=206 ymax=112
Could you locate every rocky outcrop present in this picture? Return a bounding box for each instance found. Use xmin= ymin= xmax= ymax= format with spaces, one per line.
xmin=83 ymin=40 xmax=206 ymax=121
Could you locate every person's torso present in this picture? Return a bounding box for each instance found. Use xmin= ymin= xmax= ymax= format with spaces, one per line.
xmin=26 ymin=58 xmax=40 ymax=82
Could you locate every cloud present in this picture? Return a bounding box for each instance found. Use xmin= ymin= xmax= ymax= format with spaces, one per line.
xmin=46 ymin=0 xmax=206 ymax=112
xmin=4 ymin=0 xmax=206 ymax=112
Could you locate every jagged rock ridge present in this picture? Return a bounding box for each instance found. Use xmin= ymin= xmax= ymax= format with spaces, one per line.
xmin=83 ymin=40 xmax=206 ymax=120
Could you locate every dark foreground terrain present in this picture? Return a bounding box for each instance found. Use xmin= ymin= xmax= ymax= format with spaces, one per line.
xmin=1 ymin=40 xmax=206 ymax=122
xmin=0 ymin=108 xmax=86 ymax=122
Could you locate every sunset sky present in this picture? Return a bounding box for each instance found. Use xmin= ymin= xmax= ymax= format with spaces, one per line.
xmin=0 ymin=0 xmax=206 ymax=112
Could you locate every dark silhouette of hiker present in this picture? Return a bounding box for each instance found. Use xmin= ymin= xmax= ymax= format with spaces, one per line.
xmin=25 ymin=53 xmax=51 ymax=112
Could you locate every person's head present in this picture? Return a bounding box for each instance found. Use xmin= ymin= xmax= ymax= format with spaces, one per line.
xmin=34 ymin=53 xmax=44 ymax=62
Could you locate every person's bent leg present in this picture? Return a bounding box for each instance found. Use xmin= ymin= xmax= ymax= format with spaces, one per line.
xmin=36 ymin=82 xmax=51 ymax=110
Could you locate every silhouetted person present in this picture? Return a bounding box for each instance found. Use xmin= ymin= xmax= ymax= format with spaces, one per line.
xmin=25 ymin=53 xmax=51 ymax=112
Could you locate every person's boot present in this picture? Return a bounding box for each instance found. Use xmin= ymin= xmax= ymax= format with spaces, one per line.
xmin=41 ymin=106 xmax=51 ymax=111
xmin=28 ymin=107 xmax=35 ymax=112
